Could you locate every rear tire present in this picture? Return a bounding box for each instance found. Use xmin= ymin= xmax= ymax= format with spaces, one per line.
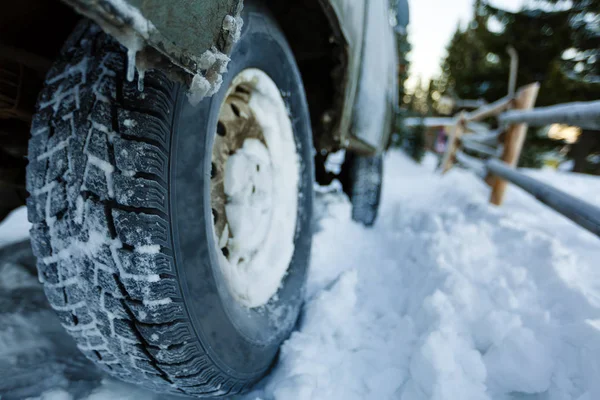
xmin=345 ymin=154 xmax=383 ymax=227
xmin=26 ymin=5 xmax=313 ymax=397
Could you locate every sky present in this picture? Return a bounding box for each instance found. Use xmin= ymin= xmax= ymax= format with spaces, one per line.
xmin=406 ymin=0 xmax=528 ymax=91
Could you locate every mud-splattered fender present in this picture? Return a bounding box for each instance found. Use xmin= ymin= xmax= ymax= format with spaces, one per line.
xmin=64 ymin=0 xmax=243 ymax=103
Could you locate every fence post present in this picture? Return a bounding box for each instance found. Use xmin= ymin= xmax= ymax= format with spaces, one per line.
xmin=489 ymin=82 xmax=540 ymax=205
xmin=440 ymin=112 xmax=466 ymax=174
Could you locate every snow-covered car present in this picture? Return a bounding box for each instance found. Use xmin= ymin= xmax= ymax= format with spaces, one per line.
xmin=0 ymin=0 xmax=406 ymax=396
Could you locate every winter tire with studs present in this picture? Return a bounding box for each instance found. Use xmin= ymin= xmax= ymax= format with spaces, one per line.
xmin=27 ymin=4 xmax=314 ymax=397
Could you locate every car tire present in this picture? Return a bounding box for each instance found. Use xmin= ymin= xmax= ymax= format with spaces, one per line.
xmin=344 ymin=153 xmax=383 ymax=227
xmin=26 ymin=4 xmax=314 ymax=397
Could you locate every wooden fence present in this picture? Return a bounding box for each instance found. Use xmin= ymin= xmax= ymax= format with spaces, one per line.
xmin=404 ymin=84 xmax=600 ymax=238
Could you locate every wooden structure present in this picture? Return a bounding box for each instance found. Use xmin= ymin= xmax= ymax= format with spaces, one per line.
xmin=409 ymin=82 xmax=600 ymax=238
xmin=489 ymin=83 xmax=539 ymax=205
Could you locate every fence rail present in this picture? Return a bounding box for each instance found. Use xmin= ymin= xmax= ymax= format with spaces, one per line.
xmin=465 ymin=95 xmax=513 ymax=122
xmin=486 ymin=159 xmax=600 ymax=237
xmin=407 ymin=82 xmax=600 ymax=238
xmin=462 ymin=139 xmax=499 ymax=158
xmin=499 ymin=100 xmax=600 ymax=130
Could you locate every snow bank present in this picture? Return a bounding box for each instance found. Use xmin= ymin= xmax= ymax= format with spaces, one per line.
xmin=0 ymin=207 xmax=30 ymax=247
xmin=246 ymin=152 xmax=600 ymax=400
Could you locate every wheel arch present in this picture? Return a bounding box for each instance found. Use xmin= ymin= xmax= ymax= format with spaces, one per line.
xmin=262 ymin=0 xmax=362 ymax=186
xmin=263 ymin=0 xmax=348 ymax=154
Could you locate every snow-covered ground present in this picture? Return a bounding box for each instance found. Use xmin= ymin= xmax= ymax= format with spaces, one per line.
xmin=2 ymin=150 xmax=600 ymax=399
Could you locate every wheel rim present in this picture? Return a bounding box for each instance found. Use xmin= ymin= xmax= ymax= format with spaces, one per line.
xmin=210 ymin=68 xmax=299 ymax=308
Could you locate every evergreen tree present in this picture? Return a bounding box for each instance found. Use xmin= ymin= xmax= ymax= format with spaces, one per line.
xmin=406 ymin=78 xmax=430 ymax=114
xmin=396 ymin=30 xmax=411 ymax=104
xmin=538 ymin=0 xmax=599 ymax=83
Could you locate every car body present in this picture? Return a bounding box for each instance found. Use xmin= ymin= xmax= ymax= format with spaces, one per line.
xmin=65 ymin=0 xmax=403 ymax=152
xmin=1 ymin=0 xmax=405 ymax=219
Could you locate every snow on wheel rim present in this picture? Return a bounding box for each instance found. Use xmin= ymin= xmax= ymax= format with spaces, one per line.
xmin=210 ymin=68 xmax=299 ymax=308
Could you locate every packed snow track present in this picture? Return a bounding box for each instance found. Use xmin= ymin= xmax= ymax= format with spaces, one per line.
xmin=1 ymin=151 xmax=600 ymax=399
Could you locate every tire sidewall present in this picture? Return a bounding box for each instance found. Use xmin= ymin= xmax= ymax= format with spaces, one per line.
xmin=170 ymin=6 xmax=314 ymax=378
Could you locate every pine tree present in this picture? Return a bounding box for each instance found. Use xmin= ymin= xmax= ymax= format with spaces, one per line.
xmin=537 ymin=0 xmax=599 ymax=83
xmin=396 ymin=30 xmax=411 ymax=104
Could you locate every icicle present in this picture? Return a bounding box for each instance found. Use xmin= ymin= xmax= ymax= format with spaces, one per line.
xmin=137 ymin=68 xmax=145 ymax=91
xmin=126 ymin=48 xmax=136 ymax=82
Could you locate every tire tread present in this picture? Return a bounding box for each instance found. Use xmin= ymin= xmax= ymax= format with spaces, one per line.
xmin=27 ymin=20 xmax=239 ymax=396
